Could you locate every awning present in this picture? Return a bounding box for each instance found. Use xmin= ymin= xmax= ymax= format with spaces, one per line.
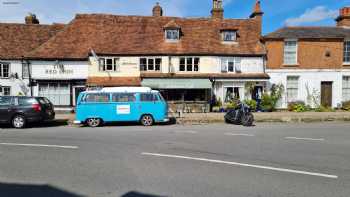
xmin=141 ymin=79 xmax=212 ymax=89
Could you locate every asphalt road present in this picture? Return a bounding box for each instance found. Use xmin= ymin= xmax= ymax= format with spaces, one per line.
xmin=1 ymin=122 xmax=350 ymax=197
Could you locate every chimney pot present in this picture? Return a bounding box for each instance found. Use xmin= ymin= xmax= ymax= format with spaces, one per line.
xmin=152 ymin=2 xmax=163 ymax=17
xmin=336 ymin=7 xmax=350 ymax=27
xmin=25 ymin=13 xmax=40 ymax=24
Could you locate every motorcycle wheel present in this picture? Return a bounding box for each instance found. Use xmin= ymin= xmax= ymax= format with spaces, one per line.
xmin=242 ymin=113 xmax=254 ymax=127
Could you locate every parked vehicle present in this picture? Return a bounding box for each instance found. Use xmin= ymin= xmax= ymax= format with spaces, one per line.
xmin=224 ymin=102 xmax=254 ymax=127
xmin=74 ymin=87 xmax=169 ymax=127
xmin=0 ymin=96 xmax=55 ymax=129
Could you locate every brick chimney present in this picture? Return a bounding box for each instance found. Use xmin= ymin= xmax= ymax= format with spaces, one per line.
xmin=250 ymin=0 xmax=263 ymax=35
xmin=211 ymin=0 xmax=224 ymax=20
xmin=25 ymin=13 xmax=40 ymax=24
xmin=152 ymin=2 xmax=163 ymax=17
xmin=336 ymin=7 xmax=350 ymax=27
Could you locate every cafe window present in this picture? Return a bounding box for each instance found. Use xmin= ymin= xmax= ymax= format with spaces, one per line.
xmin=0 ymin=86 xmax=11 ymax=96
xmin=99 ymin=58 xmax=120 ymax=72
xmin=0 ymin=62 xmax=10 ymax=78
xmin=179 ymin=57 xmax=200 ymax=72
xmin=140 ymin=58 xmax=162 ymax=71
xmin=112 ymin=93 xmax=136 ymax=102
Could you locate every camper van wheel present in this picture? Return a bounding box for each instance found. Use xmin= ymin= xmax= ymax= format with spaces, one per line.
xmin=141 ymin=115 xmax=154 ymax=126
xmin=86 ymin=118 xmax=102 ymax=127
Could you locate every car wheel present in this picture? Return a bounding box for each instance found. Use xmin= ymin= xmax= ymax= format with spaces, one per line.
xmin=12 ymin=115 xmax=26 ymax=129
xmin=141 ymin=115 xmax=154 ymax=126
xmin=86 ymin=118 xmax=102 ymax=127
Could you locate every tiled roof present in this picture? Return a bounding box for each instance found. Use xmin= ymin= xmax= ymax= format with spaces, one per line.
xmin=26 ymin=14 xmax=265 ymax=60
xmin=264 ymin=26 xmax=350 ymax=40
xmin=0 ymin=23 xmax=65 ymax=60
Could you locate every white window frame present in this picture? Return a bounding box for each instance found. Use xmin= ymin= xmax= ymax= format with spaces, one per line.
xmin=286 ymin=76 xmax=299 ymax=102
xmin=283 ymin=39 xmax=298 ymax=65
xmin=98 ymin=57 xmax=120 ymax=72
xmin=22 ymin=62 xmax=30 ymax=79
xmin=179 ymin=57 xmax=200 ymax=72
xmin=140 ymin=57 xmax=162 ymax=71
xmin=165 ymin=29 xmax=180 ymax=42
xmin=343 ymin=76 xmax=350 ymax=101
xmin=0 ymin=86 xmax=11 ymax=96
xmin=221 ymin=31 xmax=237 ymax=42
xmin=343 ymin=40 xmax=350 ymax=64
xmin=0 ymin=62 xmax=10 ymax=78
xmin=221 ymin=57 xmax=241 ymax=73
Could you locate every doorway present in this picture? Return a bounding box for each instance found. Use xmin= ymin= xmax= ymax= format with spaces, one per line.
xmin=321 ymin=82 xmax=332 ymax=108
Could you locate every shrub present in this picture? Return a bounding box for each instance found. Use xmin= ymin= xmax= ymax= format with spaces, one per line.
xmin=342 ymin=100 xmax=350 ymax=111
xmin=260 ymin=93 xmax=275 ymax=112
xmin=244 ymin=99 xmax=257 ymax=111
xmin=288 ymin=101 xmax=308 ymax=112
xmin=315 ymin=105 xmax=335 ymax=112
xmin=226 ymin=99 xmax=240 ymax=110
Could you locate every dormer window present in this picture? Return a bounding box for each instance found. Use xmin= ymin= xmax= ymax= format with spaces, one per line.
xmin=222 ymin=30 xmax=237 ymax=42
xmin=165 ymin=29 xmax=180 ymax=41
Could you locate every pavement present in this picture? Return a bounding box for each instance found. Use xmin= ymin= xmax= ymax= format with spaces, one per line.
xmin=0 ymin=122 xmax=350 ymax=196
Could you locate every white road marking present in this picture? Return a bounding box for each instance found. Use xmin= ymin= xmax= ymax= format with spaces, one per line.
xmin=142 ymin=152 xmax=338 ymax=179
xmin=225 ymin=133 xmax=255 ymax=137
xmin=285 ymin=137 xmax=325 ymax=141
xmin=173 ymin=130 xmax=198 ymax=134
xmin=0 ymin=143 xmax=79 ymax=149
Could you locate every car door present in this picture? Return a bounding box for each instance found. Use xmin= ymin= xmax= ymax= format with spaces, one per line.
xmin=0 ymin=96 xmax=13 ymax=123
xmin=111 ymin=93 xmax=138 ymax=122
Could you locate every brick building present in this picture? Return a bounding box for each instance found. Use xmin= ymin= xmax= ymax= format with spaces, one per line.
xmin=264 ymin=7 xmax=350 ymax=109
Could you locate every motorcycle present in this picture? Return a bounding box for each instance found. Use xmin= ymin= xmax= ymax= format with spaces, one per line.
xmin=224 ymin=102 xmax=254 ymax=127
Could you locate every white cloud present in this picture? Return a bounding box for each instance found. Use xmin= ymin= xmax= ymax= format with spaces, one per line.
xmin=284 ymin=6 xmax=338 ymax=26
xmin=223 ymin=0 xmax=234 ymax=6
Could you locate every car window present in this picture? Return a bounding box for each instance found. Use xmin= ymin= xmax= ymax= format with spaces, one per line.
xmin=37 ymin=97 xmax=50 ymax=105
xmin=18 ymin=97 xmax=38 ymax=106
xmin=140 ymin=93 xmax=158 ymax=102
xmin=84 ymin=93 xmax=110 ymax=103
xmin=112 ymin=93 xmax=136 ymax=102
xmin=0 ymin=96 xmax=12 ymax=106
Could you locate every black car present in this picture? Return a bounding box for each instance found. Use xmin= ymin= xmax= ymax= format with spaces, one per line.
xmin=0 ymin=96 xmax=55 ymax=128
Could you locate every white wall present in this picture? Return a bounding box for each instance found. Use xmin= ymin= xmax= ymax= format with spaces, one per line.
xmin=267 ymin=69 xmax=350 ymax=108
xmin=0 ymin=60 xmax=30 ymax=96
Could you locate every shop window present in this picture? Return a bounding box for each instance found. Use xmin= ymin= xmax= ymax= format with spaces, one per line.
xmin=140 ymin=58 xmax=162 ymax=71
xmin=0 ymin=62 xmax=10 ymax=78
xmin=179 ymin=57 xmax=200 ymax=72
xmin=112 ymin=93 xmax=136 ymax=102
xmin=287 ymin=76 xmax=299 ymax=102
xmin=224 ymin=87 xmax=240 ymax=103
xmin=99 ymin=58 xmax=120 ymax=72
xmin=343 ymin=76 xmax=350 ymax=101
xmin=0 ymin=86 xmax=11 ymax=96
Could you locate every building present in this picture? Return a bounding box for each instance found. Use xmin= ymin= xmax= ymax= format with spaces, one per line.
xmin=26 ymin=0 xmax=268 ymax=112
xmin=264 ymin=7 xmax=350 ymax=109
xmin=0 ymin=14 xmax=64 ymax=96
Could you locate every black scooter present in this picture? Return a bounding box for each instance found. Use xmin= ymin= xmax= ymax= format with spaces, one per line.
xmin=224 ymin=103 xmax=254 ymax=127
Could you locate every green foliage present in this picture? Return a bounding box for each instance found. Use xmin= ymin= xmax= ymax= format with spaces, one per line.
xmin=315 ymin=105 xmax=336 ymax=112
xmin=288 ymin=101 xmax=309 ymax=112
xmin=260 ymin=93 xmax=274 ymax=112
xmin=342 ymin=100 xmax=350 ymax=111
xmin=260 ymin=83 xmax=285 ymax=112
xmin=244 ymin=99 xmax=257 ymax=111
xmin=226 ymin=99 xmax=240 ymax=110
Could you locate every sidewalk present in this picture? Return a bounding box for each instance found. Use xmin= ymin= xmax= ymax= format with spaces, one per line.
xmin=56 ymin=112 xmax=350 ymax=125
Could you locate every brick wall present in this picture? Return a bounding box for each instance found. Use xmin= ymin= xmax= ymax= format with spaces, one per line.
xmin=266 ymin=39 xmax=345 ymax=69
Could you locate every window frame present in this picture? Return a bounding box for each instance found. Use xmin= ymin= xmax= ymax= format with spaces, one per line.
xmin=343 ymin=76 xmax=350 ymax=101
xmin=0 ymin=62 xmax=10 ymax=78
xmin=0 ymin=86 xmax=11 ymax=96
xmin=343 ymin=40 xmax=350 ymax=64
xmin=283 ymin=39 xmax=298 ymax=65
xmin=139 ymin=57 xmax=162 ymax=72
xmin=286 ymin=76 xmax=299 ymax=102
xmin=111 ymin=93 xmax=136 ymax=103
xmin=22 ymin=62 xmax=30 ymax=79
xmin=165 ymin=29 xmax=180 ymax=42
xmin=221 ymin=30 xmax=237 ymax=42
xmin=179 ymin=57 xmax=200 ymax=72
xmin=98 ymin=57 xmax=120 ymax=72
xmin=221 ymin=57 xmax=242 ymax=73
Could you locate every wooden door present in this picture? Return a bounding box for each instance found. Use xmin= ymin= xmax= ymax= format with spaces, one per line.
xmin=321 ymin=82 xmax=332 ymax=107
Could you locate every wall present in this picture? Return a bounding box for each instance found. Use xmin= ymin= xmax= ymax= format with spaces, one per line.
xmin=0 ymin=60 xmax=30 ymax=96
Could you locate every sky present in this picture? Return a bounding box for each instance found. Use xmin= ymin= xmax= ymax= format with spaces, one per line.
xmin=0 ymin=0 xmax=349 ymax=34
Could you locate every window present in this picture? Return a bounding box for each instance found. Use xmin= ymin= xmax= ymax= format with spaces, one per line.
xmin=165 ymin=29 xmax=179 ymax=41
xmin=18 ymin=97 xmax=37 ymax=106
xmin=344 ymin=41 xmax=350 ymax=63
xmin=84 ymin=93 xmax=110 ymax=103
xmin=224 ymin=87 xmax=240 ymax=102
xmin=179 ymin=57 xmax=200 ymax=72
xmin=99 ymin=58 xmax=120 ymax=72
xmin=38 ymin=83 xmax=70 ymax=106
xmin=284 ymin=40 xmax=298 ymax=65
xmin=0 ymin=96 xmax=12 ymax=105
xmin=0 ymin=62 xmax=10 ymax=78
xmin=140 ymin=93 xmax=158 ymax=102
xmin=112 ymin=93 xmax=136 ymax=102
xmin=22 ymin=62 xmax=30 ymax=79
xmin=343 ymin=76 xmax=350 ymax=101
xmin=0 ymin=86 xmax=11 ymax=96
xmin=140 ymin=58 xmax=162 ymax=71
xmin=222 ymin=31 xmax=237 ymax=42
xmin=221 ymin=57 xmax=241 ymax=73
xmin=287 ymin=76 xmax=299 ymax=102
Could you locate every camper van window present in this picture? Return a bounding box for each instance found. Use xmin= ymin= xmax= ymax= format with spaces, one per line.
xmin=140 ymin=93 xmax=158 ymax=102
xmin=112 ymin=93 xmax=136 ymax=102
xmin=84 ymin=93 xmax=110 ymax=103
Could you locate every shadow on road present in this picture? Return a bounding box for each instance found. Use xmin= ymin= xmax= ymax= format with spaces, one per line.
xmin=121 ymin=191 xmax=167 ymax=197
xmin=0 ymin=120 xmax=68 ymax=129
xmin=0 ymin=182 xmax=83 ymax=197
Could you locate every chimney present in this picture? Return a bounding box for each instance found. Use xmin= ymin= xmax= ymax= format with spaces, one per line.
xmin=25 ymin=13 xmax=40 ymax=24
xmin=211 ymin=0 xmax=224 ymax=20
xmin=250 ymin=0 xmax=264 ymax=35
xmin=152 ymin=2 xmax=163 ymax=17
xmin=336 ymin=7 xmax=350 ymax=27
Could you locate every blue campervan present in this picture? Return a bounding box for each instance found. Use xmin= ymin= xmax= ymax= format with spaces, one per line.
xmin=74 ymin=87 xmax=169 ymax=127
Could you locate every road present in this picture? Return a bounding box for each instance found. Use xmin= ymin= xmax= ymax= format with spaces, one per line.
xmin=1 ymin=122 xmax=350 ymax=197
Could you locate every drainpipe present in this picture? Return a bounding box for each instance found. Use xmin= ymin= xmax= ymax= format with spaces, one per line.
xmin=21 ymin=57 xmax=33 ymax=96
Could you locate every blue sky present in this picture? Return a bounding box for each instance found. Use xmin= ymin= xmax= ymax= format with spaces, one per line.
xmin=0 ymin=0 xmax=349 ymax=34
